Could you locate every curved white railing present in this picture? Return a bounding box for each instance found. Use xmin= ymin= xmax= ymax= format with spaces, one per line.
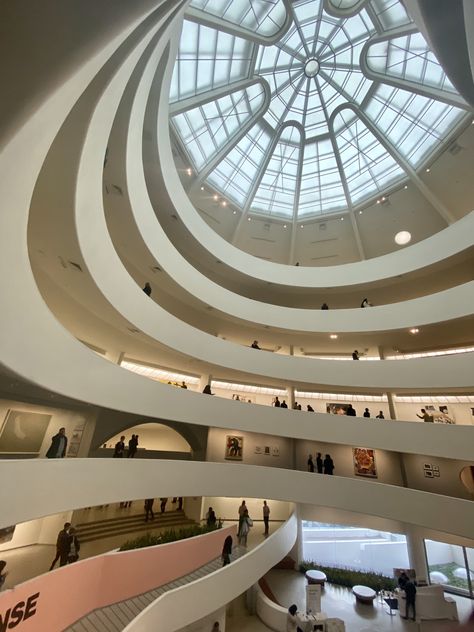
xmin=153 ymin=22 xmax=474 ymax=289
xmin=1 ymin=460 xmax=473 ymax=539
xmin=123 ymin=513 xmax=297 ymax=632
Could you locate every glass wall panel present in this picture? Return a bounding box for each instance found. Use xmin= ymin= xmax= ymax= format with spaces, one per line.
xmin=302 ymin=521 xmax=409 ymax=576
xmin=425 ymin=539 xmax=474 ymax=597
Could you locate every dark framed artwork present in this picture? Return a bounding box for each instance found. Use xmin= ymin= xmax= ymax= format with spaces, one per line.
xmin=0 ymin=410 xmax=51 ymax=454
xmin=225 ymin=435 xmax=243 ymax=460
xmin=353 ymin=447 xmax=377 ymax=478
xmin=0 ymin=525 xmax=15 ymax=544
xmin=326 ymin=403 xmax=350 ymax=415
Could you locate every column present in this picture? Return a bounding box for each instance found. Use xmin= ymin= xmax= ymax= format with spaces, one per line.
xmin=106 ymin=350 xmax=125 ymax=364
xmin=378 ymin=346 xmax=397 ymax=420
xmin=199 ymin=374 xmax=212 ymax=392
xmin=406 ymin=526 xmax=429 ymax=584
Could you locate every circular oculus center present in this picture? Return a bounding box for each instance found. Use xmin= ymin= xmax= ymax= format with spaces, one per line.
xmin=304 ymin=59 xmax=320 ymax=78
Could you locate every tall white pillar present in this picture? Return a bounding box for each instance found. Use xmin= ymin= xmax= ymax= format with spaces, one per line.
xmin=406 ymin=526 xmax=429 ymax=584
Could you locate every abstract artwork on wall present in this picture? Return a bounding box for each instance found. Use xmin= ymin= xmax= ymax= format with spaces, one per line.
xmin=353 ymin=447 xmax=377 ymax=478
xmin=0 ymin=410 xmax=51 ymax=454
xmin=0 ymin=526 xmax=15 ymax=545
xmin=225 ymin=435 xmax=243 ymax=460
xmin=326 ymin=403 xmax=350 ymax=415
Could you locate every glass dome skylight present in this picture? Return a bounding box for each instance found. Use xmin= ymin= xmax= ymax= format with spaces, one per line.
xmin=170 ymin=0 xmax=469 ymax=220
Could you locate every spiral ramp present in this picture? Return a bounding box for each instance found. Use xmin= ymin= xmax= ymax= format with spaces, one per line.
xmin=1 ymin=0 xmax=474 ymax=630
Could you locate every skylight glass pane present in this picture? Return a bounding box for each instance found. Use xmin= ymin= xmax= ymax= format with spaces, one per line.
xmin=334 ymin=109 xmax=404 ymax=203
xmin=171 ymin=83 xmax=266 ymax=169
xmin=207 ymin=122 xmax=273 ymax=205
xmin=370 ymin=0 xmax=412 ymax=29
xmin=170 ymin=21 xmax=252 ymax=102
xmin=189 ymin=0 xmax=288 ymax=37
xmin=366 ymin=33 xmax=457 ymax=93
xmin=171 ymin=0 xmax=466 ymax=220
xmin=365 ymin=84 xmax=465 ymax=166
xmin=299 ymin=139 xmax=347 ymax=216
xmin=251 ymin=127 xmax=302 ymax=218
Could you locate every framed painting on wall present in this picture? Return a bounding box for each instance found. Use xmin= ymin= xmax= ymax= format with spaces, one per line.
xmin=326 ymin=403 xmax=349 ymax=415
xmin=0 ymin=526 xmax=15 ymax=545
xmin=353 ymin=447 xmax=377 ymax=478
xmin=225 ymin=435 xmax=243 ymax=460
xmin=0 ymin=410 xmax=51 ymax=454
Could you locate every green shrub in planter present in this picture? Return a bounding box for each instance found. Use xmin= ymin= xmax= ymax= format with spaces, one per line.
xmin=299 ymin=560 xmax=396 ymax=592
xmin=119 ymin=523 xmax=220 ymax=551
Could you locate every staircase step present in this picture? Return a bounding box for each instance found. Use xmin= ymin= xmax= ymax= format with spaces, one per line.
xmin=76 ymin=510 xmax=185 ymax=529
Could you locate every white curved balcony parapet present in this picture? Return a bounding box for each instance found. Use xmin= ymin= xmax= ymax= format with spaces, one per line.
xmin=154 ymin=23 xmax=474 ymax=290
xmin=0 ymin=460 xmax=473 ymax=539
xmin=123 ymin=512 xmax=298 ymax=632
xmin=96 ymin=31 xmax=474 ymax=335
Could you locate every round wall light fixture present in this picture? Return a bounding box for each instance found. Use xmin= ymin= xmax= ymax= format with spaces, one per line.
xmin=395 ymin=230 xmax=411 ymax=245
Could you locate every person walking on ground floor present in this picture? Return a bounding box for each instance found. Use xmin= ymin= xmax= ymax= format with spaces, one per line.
xmin=403 ymin=580 xmax=417 ymax=621
xmin=67 ymin=527 xmax=80 ymax=564
xmin=263 ymin=500 xmax=270 ymax=536
xmin=144 ymin=498 xmax=155 ymax=522
xmin=49 ymin=522 xmax=71 ymax=570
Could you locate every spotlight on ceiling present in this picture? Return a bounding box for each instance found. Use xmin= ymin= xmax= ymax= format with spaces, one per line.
xmin=247 ymin=217 xmax=251 ymax=221
xmin=395 ymin=230 xmax=411 ymax=246
xmin=221 ymin=201 xmax=227 ymax=206
xmin=200 ymin=186 xmax=204 ymax=191
xmin=404 ymin=185 xmax=408 ymax=189
xmin=340 ymin=217 xmax=344 ymax=221
xmin=233 ymin=210 xmax=237 ymax=215
xmin=213 ymin=194 xmax=218 ymax=201
xmin=283 ymin=224 xmax=287 ymax=229
xmin=425 ymin=168 xmax=431 ymax=173
xmin=186 ymin=168 xmax=192 ymax=176
xmin=330 ymin=334 xmax=338 ymax=340
xmin=409 ymin=328 xmax=419 ymax=334
xmin=300 ymin=225 xmax=304 ymax=228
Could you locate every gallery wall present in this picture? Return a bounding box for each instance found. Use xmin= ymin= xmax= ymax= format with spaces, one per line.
xmin=200 ymin=497 xmax=291 ymax=523
xmin=0 ymin=397 xmax=97 ymax=459
xmin=106 ymin=422 xmax=191 ymax=452
xmin=206 ymin=427 xmax=293 ymax=469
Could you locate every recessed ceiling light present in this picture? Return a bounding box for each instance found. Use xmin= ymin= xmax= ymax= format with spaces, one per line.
xmin=330 ymin=334 xmax=338 ymax=339
xmin=359 ymin=211 xmax=363 ymax=215
xmin=409 ymin=328 xmax=419 ymax=334
xmin=200 ymin=186 xmax=204 ymax=191
xmin=283 ymin=224 xmax=287 ymax=229
xmin=222 ymin=201 xmax=227 ymax=206
xmin=395 ymin=230 xmax=411 ymax=245
xmin=247 ymin=217 xmax=251 ymax=221
xmin=381 ymin=196 xmax=386 ymax=202
xmin=376 ymin=199 xmax=380 ymax=204
xmin=340 ymin=217 xmax=344 ymax=221
xmin=300 ymin=225 xmax=304 ymax=228
xmin=213 ymin=194 xmax=218 ymax=201
xmin=426 ymin=168 xmax=430 ymax=173
xmin=186 ymin=168 xmax=192 ymax=176
xmin=404 ymin=185 xmax=408 ymax=190
xmin=233 ymin=210 xmax=237 ymax=215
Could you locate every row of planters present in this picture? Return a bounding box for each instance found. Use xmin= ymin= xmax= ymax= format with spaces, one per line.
xmin=119 ymin=522 xmax=222 ymax=551
xmin=299 ymin=560 xmax=397 ymax=592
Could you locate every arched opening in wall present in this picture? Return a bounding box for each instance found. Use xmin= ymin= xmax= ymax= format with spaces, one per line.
xmin=460 ymin=465 xmax=474 ymax=498
xmin=100 ymin=423 xmax=192 ymax=459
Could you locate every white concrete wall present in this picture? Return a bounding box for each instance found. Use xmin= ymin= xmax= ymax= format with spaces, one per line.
xmin=106 ymin=423 xmax=191 ymax=452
